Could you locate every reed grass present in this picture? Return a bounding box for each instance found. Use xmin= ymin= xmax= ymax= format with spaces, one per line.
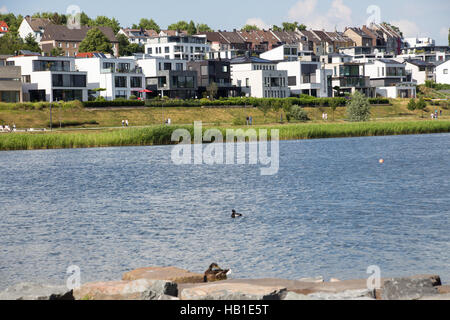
xmin=1 ymin=121 xmax=450 ymax=151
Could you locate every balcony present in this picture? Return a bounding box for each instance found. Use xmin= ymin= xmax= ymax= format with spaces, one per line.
xmin=101 ymin=67 xmax=143 ymax=74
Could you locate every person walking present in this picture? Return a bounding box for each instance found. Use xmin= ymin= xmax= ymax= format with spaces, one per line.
xmin=122 ymin=120 xmax=125 ymax=127
xmin=125 ymin=120 xmax=129 ymax=127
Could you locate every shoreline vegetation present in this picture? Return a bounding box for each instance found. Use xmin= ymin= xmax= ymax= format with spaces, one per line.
xmin=1 ymin=120 xmax=450 ymax=151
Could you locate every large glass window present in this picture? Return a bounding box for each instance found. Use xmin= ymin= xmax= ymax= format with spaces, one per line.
xmin=0 ymin=91 xmax=20 ymax=102
xmin=52 ymin=74 xmax=86 ymax=87
xmin=33 ymin=60 xmax=70 ymax=72
xmin=118 ymin=63 xmax=130 ymax=73
xmin=115 ymin=76 xmax=127 ymax=88
xmin=130 ymin=77 xmax=142 ymax=88
xmin=53 ymin=89 xmax=83 ymax=101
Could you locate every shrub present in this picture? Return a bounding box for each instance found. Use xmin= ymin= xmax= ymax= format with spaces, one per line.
xmin=346 ymin=91 xmax=371 ymax=122
xmin=83 ymin=100 xmax=145 ymax=108
xmin=407 ymin=99 xmax=416 ymax=111
xmin=288 ymin=105 xmax=309 ymax=122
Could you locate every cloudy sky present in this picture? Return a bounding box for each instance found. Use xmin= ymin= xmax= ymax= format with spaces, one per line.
xmin=2 ymin=0 xmax=449 ymax=44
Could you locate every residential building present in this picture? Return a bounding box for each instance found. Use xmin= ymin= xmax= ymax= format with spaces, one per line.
xmin=18 ymin=16 xmax=51 ymax=42
xmin=324 ymin=31 xmax=355 ymax=52
xmin=270 ymin=30 xmax=310 ymax=51
xmin=201 ymin=31 xmax=244 ymax=60
xmin=145 ymin=34 xmax=210 ymax=61
xmin=187 ymin=60 xmax=240 ymax=98
xmin=404 ymin=37 xmax=435 ymax=49
xmin=435 ymin=60 xmax=450 ymax=84
xmin=369 ymin=23 xmax=402 ymax=55
xmin=7 ymin=55 xmax=88 ymax=102
xmin=260 ymin=44 xmax=300 ymax=62
xmin=132 ymin=54 xmax=198 ymax=99
xmin=364 ymin=59 xmax=416 ymax=98
xmin=0 ymin=58 xmax=22 ymax=102
xmin=343 ymin=27 xmax=373 ymax=47
xmin=118 ymin=28 xmax=159 ymax=46
xmin=0 ymin=21 xmax=9 ymax=38
xmin=404 ymin=59 xmax=435 ymax=84
xmin=322 ymin=53 xmax=374 ymax=97
xmin=361 ymin=25 xmax=386 ymax=48
xmin=339 ymin=46 xmax=394 ymax=62
xmin=41 ymin=24 xmax=119 ymax=57
xmin=230 ymin=56 xmax=289 ymax=98
xmin=277 ymin=60 xmax=332 ymax=97
xmin=74 ymin=52 xmax=145 ymax=100
xmin=298 ymin=30 xmax=325 ymax=56
xmin=398 ymin=46 xmax=450 ymax=64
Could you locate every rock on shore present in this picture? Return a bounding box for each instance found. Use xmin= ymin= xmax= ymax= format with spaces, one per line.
xmin=73 ymin=279 xmax=178 ymax=300
xmin=0 ymin=283 xmax=73 ymax=300
xmin=122 ymin=266 xmax=204 ymax=284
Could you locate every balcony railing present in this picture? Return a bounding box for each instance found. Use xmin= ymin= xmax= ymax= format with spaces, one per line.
xmin=101 ymin=67 xmax=143 ymax=74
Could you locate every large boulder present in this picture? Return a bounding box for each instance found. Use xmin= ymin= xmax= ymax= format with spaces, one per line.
xmin=180 ymin=282 xmax=287 ymax=300
xmin=308 ymin=289 xmax=376 ymax=300
xmin=0 ymin=283 xmax=73 ymax=300
xmin=123 ymin=266 xmax=204 ymax=284
xmin=381 ymin=277 xmax=439 ymax=300
xmin=73 ymin=279 xmax=177 ymax=300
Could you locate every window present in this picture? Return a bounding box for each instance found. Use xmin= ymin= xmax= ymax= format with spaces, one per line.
xmin=165 ymin=46 xmax=170 ymax=53
xmin=130 ymin=77 xmax=142 ymax=88
xmin=53 ymin=89 xmax=83 ymax=101
xmin=201 ymin=65 xmax=208 ymax=75
xmin=163 ymin=63 xmax=172 ymax=71
xmin=115 ymin=90 xmax=127 ymax=99
xmin=222 ymin=65 xmax=228 ymax=73
xmin=22 ymin=75 xmax=31 ymax=83
xmin=52 ymin=74 xmax=86 ymax=87
xmin=245 ymin=78 xmax=249 ymax=87
xmin=147 ymin=47 xmax=153 ymax=54
xmin=288 ymin=76 xmax=296 ymax=86
xmin=66 ymin=43 xmax=70 ymax=48
xmin=74 ymin=43 xmax=77 ymax=48
xmin=115 ymin=76 xmax=127 ymax=88
xmin=444 ymin=69 xmax=448 ymax=74
xmin=33 ymin=60 xmax=70 ymax=72
xmin=176 ymin=63 xmax=183 ymax=71
xmin=118 ymin=63 xmax=130 ymax=73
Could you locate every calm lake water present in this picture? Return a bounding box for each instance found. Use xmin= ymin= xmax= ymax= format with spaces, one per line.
xmin=0 ymin=133 xmax=449 ymax=290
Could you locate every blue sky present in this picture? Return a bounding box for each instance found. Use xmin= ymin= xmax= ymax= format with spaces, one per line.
xmin=1 ymin=0 xmax=449 ymax=44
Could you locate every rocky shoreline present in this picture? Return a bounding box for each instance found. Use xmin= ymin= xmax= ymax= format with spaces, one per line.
xmin=1 ymin=266 xmax=449 ymax=300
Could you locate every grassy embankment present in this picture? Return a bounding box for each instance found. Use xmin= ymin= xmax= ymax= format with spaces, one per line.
xmin=1 ymin=120 xmax=450 ymax=151
xmin=0 ymin=98 xmax=449 ymax=129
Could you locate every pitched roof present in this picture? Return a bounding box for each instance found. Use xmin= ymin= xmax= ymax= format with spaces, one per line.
xmin=121 ymin=28 xmax=158 ymax=38
xmin=312 ymin=30 xmax=333 ymax=44
xmin=405 ymin=59 xmax=435 ymax=67
xmin=270 ymin=30 xmax=307 ymax=45
xmin=230 ymin=56 xmax=274 ymax=64
xmin=42 ymin=24 xmax=118 ymax=42
xmin=298 ymin=30 xmax=321 ymax=45
xmin=198 ymin=31 xmax=228 ymax=44
xmin=24 ymin=16 xmax=51 ymax=32
xmin=219 ymin=31 xmax=246 ymax=44
xmin=345 ymin=27 xmax=372 ymax=39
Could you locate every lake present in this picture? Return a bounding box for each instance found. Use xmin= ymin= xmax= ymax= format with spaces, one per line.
xmin=0 ymin=133 xmax=449 ymax=290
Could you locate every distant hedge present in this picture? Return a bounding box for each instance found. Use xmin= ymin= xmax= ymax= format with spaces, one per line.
xmin=368 ymin=98 xmax=390 ymax=105
xmin=83 ymin=100 xmax=145 ymax=108
xmin=144 ymin=97 xmax=349 ymax=108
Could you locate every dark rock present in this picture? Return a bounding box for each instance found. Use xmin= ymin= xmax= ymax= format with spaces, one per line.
xmin=381 ymin=278 xmax=439 ymax=300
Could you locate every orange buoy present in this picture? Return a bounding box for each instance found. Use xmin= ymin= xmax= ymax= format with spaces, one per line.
xmin=379 ymin=159 xmax=385 ymax=164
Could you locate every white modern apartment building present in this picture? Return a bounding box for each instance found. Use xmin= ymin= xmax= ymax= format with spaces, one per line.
xmin=364 ymin=59 xmax=416 ymax=98
xmin=74 ymin=53 xmax=145 ymax=100
xmin=230 ymin=56 xmax=289 ymax=98
xmin=404 ymin=59 xmax=435 ymax=85
xmin=145 ymin=34 xmax=210 ymax=61
xmin=277 ymin=60 xmax=332 ymax=97
xmin=404 ymin=37 xmax=435 ymax=49
xmin=7 ymin=55 xmax=88 ymax=102
xmin=435 ymin=60 xmax=450 ymax=84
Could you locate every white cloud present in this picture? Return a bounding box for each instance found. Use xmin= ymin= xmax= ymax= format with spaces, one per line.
xmin=390 ymin=19 xmax=420 ymax=38
xmin=0 ymin=5 xmax=8 ymax=14
xmin=288 ymin=0 xmax=352 ymax=31
xmin=245 ymin=18 xmax=270 ymax=30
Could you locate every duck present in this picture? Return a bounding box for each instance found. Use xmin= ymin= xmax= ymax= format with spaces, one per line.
xmin=231 ymin=209 xmax=243 ymax=218
xmin=203 ymin=263 xmax=231 ymax=282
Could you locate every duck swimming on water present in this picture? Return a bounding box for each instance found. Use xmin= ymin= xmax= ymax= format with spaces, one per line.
xmin=231 ymin=210 xmax=242 ymax=218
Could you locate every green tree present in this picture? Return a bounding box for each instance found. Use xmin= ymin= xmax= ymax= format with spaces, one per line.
xmin=346 ymin=91 xmax=371 ymax=122
xmin=206 ymin=82 xmax=218 ymax=100
xmin=23 ymin=33 xmax=41 ymax=53
xmin=117 ymin=34 xmax=144 ymax=56
xmin=132 ymin=18 xmax=160 ymax=33
xmin=0 ymin=32 xmax=23 ymax=54
xmin=187 ymin=20 xmax=197 ymax=35
xmin=50 ymin=47 xmax=64 ymax=56
xmin=272 ymin=25 xmax=282 ymax=32
xmin=0 ymin=13 xmax=23 ymax=33
xmin=407 ymin=98 xmax=416 ymax=111
xmin=329 ymin=98 xmax=339 ymax=121
xmin=197 ymin=23 xmax=213 ymax=33
xmin=79 ymin=27 xmax=113 ymax=54
xmin=168 ymin=21 xmax=189 ymax=31
xmin=282 ymin=22 xmax=306 ymax=31
xmin=91 ymin=16 xmax=121 ymax=34
xmin=448 ymin=28 xmax=450 ymax=46
xmin=415 ymin=97 xmax=427 ymax=118
xmin=80 ymin=12 xmax=92 ymax=26
xmin=241 ymin=25 xmax=259 ymax=32
xmin=32 ymin=12 xmax=67 ymax=25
